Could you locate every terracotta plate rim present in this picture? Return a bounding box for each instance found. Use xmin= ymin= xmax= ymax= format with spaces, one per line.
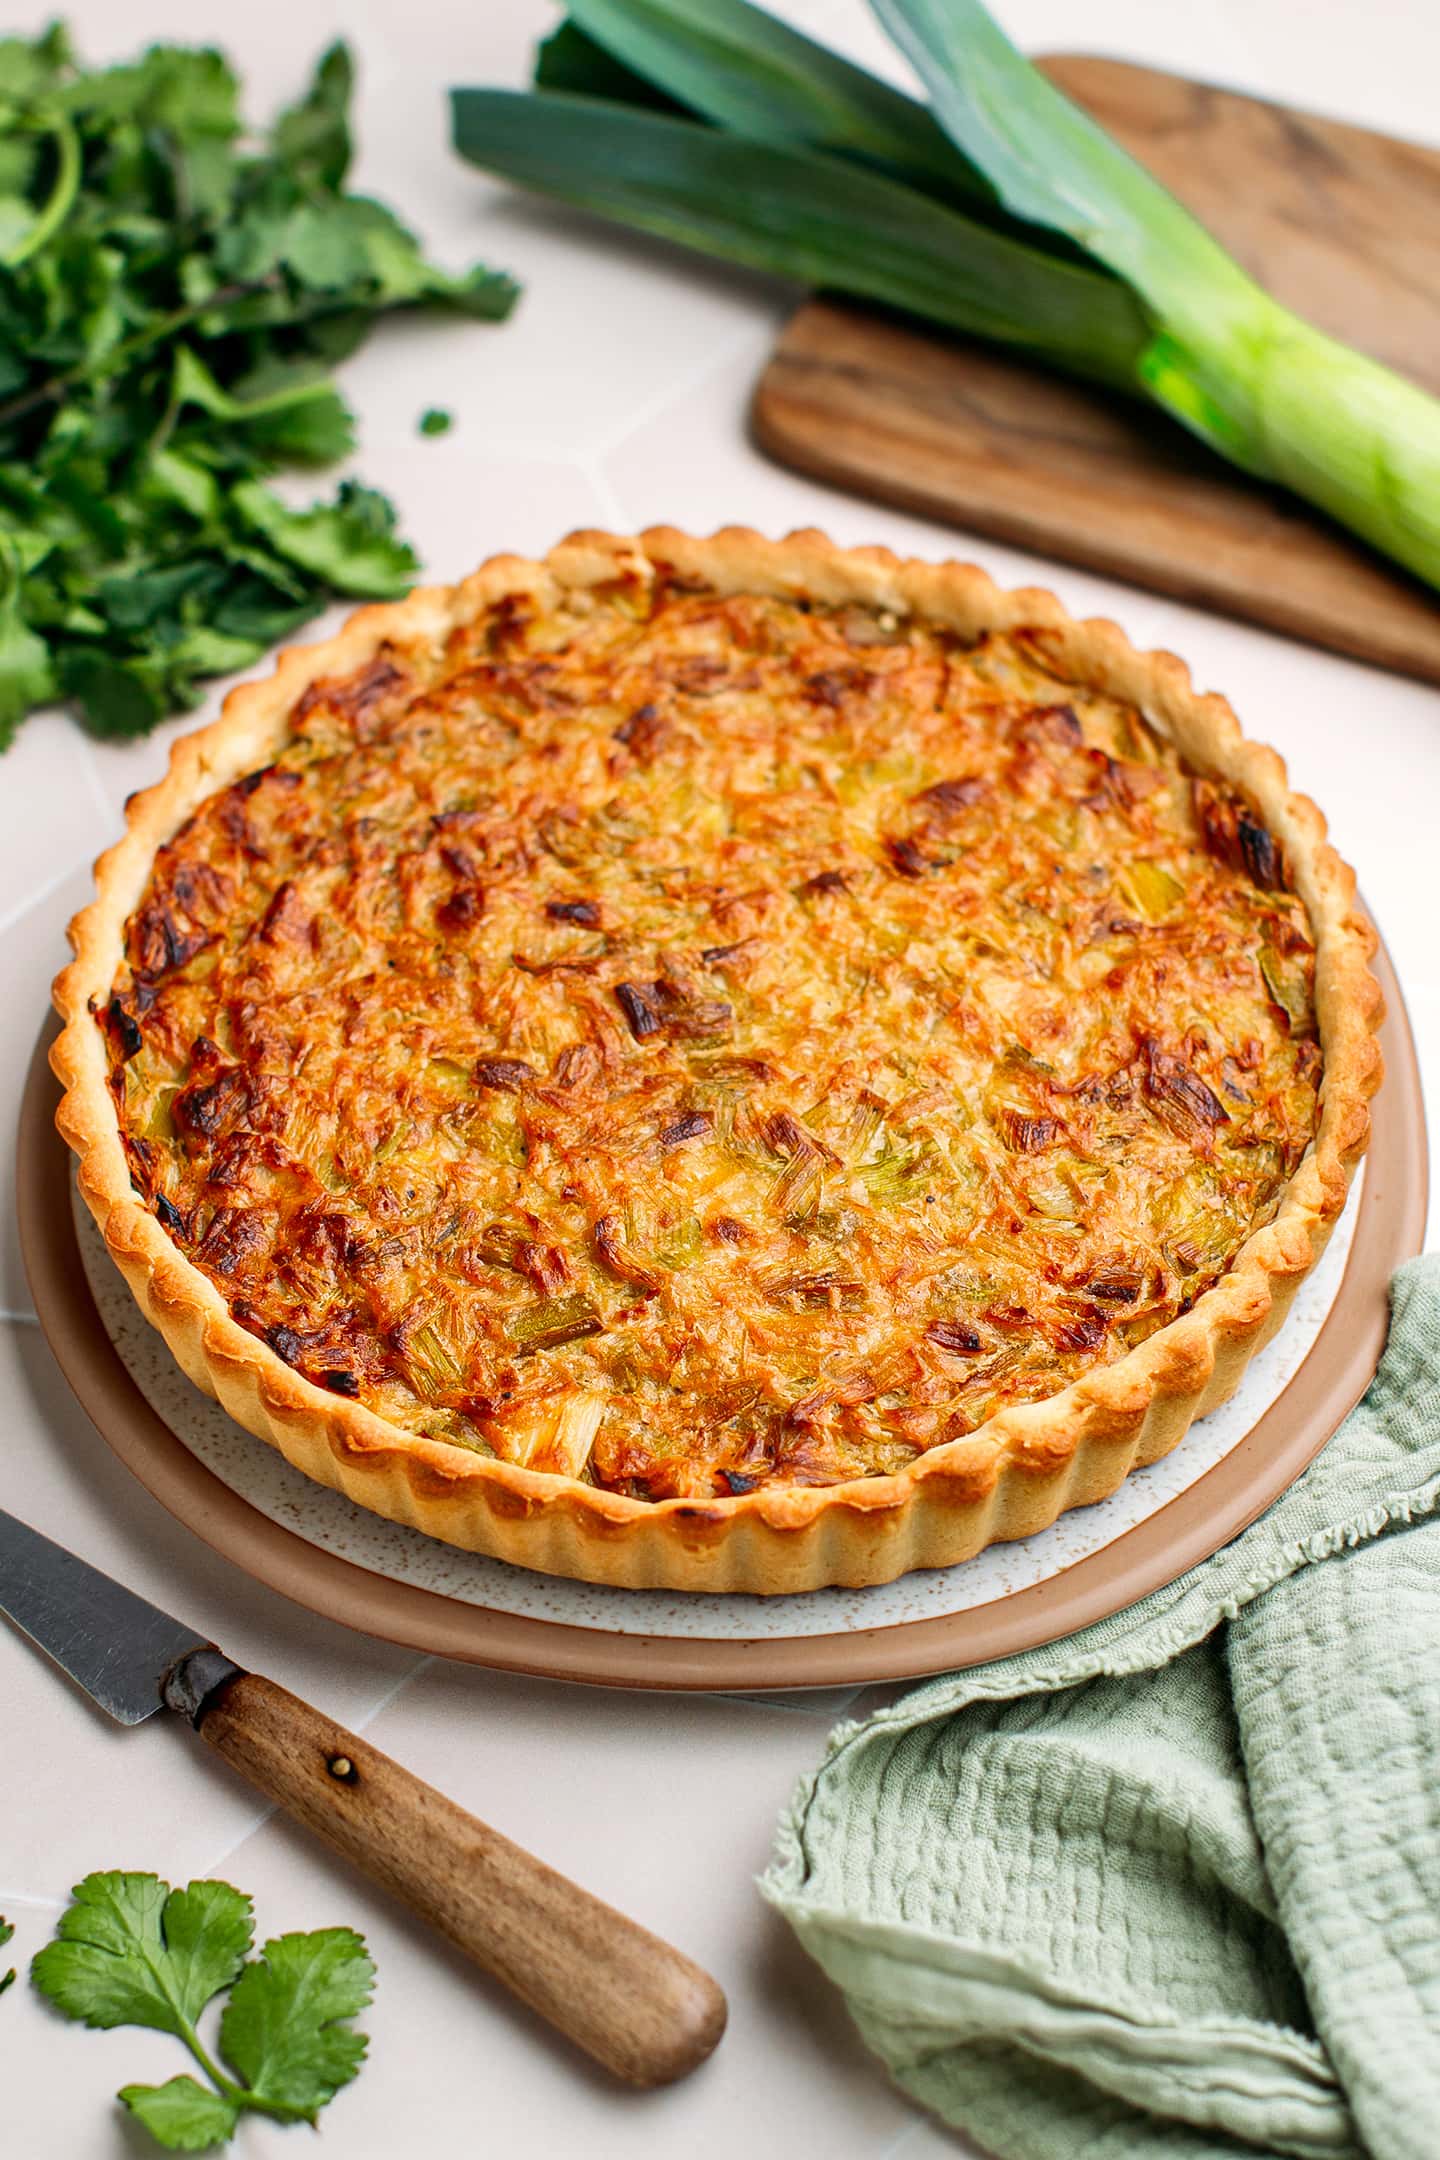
xmin=17 ymin=938 xmax=1427 ymax=1691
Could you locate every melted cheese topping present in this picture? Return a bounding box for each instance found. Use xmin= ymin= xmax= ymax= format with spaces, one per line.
xmin=103 ymin=578 xmax=1321 ymax=1498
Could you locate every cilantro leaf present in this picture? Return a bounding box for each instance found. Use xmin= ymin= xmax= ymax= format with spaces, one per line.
xmin=31 ymin=1876 xmax=375 ymax=2151
xmin=279 ymin=201 xmax=376 ymax=291
xmin=233 ymin=478 xmax=418 ymax=596
xmin=0 ymin=25 xmax=518 ymax=750
xmin=147 ymin=1880 xmax=256 ymax=2026
xmin=0 ymin=528 xmax=57 ymax=743
xmin=0 ymin=596 xmax=55 ymax=749
xmin=169 ymin=345 xmax=357 ymax=465
xmin=219 ymin=1928 xmax=375 ymax=2119
xmin=419 ymin=406 xmax=453 ymax=436
xmin=119 ymin=2078 xmax=239 ymax=2153
xmin=0 ymin=25 xmax=73 ymax=104
xmin=30 ymin=1873 xmax=252 ymax=2034
xmin=1 ymin=1914 xmax=14 ymax=1996
xmin=58 ymin=652 xmax=170 ymax=740
xmin=32 ymin=1873 xmax=184 ymax=2033
xmin=273 ymin=41 xmax=353 ymax=192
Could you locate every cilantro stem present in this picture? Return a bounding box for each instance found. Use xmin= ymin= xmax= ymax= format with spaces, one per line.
xmin=0 ymin=276 xmax=431 ymax=434
xmin=174 ymin=2017 xmax=302 ymax=2125
xmin=2 ymin=114 xmax=81 ymax=269
xmin=109 ymin=1900 xmax=302 ymax=2127
xmin=0 ymin=281 xmax=274 ymax=430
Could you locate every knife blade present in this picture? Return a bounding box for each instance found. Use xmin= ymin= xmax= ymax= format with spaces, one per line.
xmin=0 ymin=1508 xmax=726 ymax=2086
xmin=0 ymin=1508 xmax=207 ymax=1724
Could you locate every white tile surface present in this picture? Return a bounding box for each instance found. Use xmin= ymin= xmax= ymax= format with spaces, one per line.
xmin=2 ymin=2 xmax=1437 ymax=2156
xmin=0 ymin=714 xmax=111 ymax=943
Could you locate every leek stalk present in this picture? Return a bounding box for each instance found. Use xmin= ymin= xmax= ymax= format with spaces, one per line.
xmin=452 ymin=0 xmax=1440 ymax=595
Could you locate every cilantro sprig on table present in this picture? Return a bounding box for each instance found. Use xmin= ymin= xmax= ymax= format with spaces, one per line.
xmin=31 ymin=1872 xmax=375 ymax=2151
xmin=0 ymin=24 xmax=518 ymax=750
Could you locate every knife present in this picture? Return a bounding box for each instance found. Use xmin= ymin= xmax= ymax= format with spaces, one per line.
xmin=0 ymin=1507 xmax=726 ymax=2085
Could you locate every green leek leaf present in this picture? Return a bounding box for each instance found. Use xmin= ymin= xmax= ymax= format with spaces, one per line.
xmin=562 ymin=0 xmax=991 ymax=205
xmin=450 ymin=89 xmax=1147 ymax=385
xmin=506 ymin=1291 xmax=604 ymax=1351
xmin=869 ymin=0 xmax=1222 ymax=296
xmin=535 ymin=21 xmax=688 ymax=115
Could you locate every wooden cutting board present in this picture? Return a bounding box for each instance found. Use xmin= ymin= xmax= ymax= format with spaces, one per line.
xmin=752 ymin=56 xmax=1440 ymax=682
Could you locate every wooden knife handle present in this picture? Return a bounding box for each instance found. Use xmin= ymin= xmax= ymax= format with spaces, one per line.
xmin=184 ymin=1666 xmax=726 ymax=2086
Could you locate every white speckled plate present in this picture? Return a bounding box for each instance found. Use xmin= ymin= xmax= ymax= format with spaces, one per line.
xmin=74 ymin=1181 xmax=1359 ymax=1641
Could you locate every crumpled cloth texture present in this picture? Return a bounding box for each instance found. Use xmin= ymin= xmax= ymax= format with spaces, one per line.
xmin=762 ymin=1255 xmax=1440 ymax=2159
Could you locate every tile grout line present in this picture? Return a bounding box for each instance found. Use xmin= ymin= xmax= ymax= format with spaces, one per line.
xmin=577 ymin=452 xmax=630 ymax=535
xmin=587 ymin=312 xmax=788 ymax=467
xmin=718 ymin=1687 xmax=865 ymax=1721
xmin=0 ymin=851 xmax=88 ymax=943
xmin=74 ymin=734 xmax=117 ymax=834
xmin=345 ymin=1652 xmax=437 ymax=1738
xmin=169 ymin=1796 xmax=285 ymax=1888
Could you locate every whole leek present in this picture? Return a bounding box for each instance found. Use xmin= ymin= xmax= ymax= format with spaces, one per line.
xmin=452 ymin=0 xmax=1440 ymax=597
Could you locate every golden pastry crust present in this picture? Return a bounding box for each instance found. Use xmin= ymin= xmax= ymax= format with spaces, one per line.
xmin=52 ymin=529 xmax=1383 ymax=1591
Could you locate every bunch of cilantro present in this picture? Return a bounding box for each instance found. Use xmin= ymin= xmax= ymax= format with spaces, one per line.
xmin=0 ymin=24 xmax=518 ymax=749
xmin=31 ymin=1872 xmax=376 ymax=2151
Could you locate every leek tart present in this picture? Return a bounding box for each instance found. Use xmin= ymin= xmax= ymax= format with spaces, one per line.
xmin=54 ymin=529 xmax=1381 ymax=1591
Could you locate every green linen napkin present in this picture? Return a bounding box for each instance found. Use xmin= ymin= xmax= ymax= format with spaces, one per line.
xmin=763 ymin=1254 xmax=1440 ymax=2160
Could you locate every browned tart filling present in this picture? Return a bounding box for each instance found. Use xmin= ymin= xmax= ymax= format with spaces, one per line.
xmin=100 ymin=576 xmax=1321 ymax=1501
